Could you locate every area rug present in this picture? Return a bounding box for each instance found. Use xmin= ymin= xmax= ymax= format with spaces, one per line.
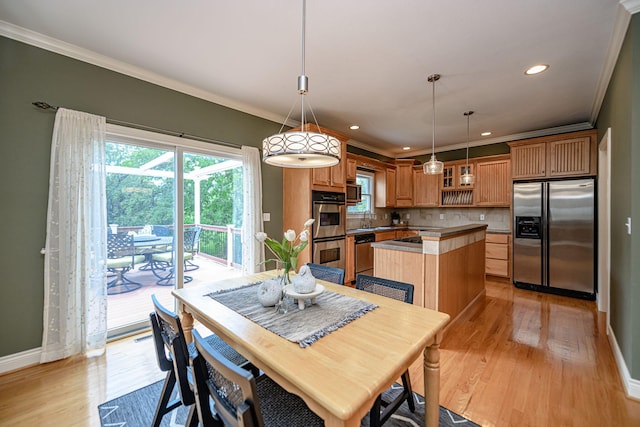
xmin=98 ymin=380 xmax=480 ymax=427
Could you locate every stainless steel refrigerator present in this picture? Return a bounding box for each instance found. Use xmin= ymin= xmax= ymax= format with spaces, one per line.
xmin=513 ymin=179 xmax=596 ymax=299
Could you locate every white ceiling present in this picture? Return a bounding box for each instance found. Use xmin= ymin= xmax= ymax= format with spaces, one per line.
xmin=0 ymin=0 xmax=631 ymax=157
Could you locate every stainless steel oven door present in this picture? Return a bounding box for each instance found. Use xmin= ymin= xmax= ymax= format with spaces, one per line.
xmin=312 ymin=202 xmax=345 ymax=240
xmin=312 ymin=238 xmax=345 ymax=270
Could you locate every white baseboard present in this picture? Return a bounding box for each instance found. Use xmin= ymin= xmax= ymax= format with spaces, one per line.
xmin=608 ymin=324 xmax=640 ymax=399
xmin=0 ymin=347 xmax=41 ymax=375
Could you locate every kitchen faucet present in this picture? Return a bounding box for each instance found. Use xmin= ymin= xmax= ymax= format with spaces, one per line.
xmin=362 ymin=211 xmax=372 ymax=229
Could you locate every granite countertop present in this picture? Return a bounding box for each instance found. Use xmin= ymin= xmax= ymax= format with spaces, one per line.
xmin=346 ymin=225 xmax=406 ymax=235
xmin=371 ymin=223 xmax=489 ymax=253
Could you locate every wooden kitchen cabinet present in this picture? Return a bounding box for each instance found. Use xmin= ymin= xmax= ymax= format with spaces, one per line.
xmin=442 ymin=160 xmax=475 ymax=190
xmin=346 ymin=156 xmax=357 ymax=182
xmin=375 ymin=230 xmax=397 ymax=242
xmin=509 ymin=129 xmax=597 ymax=180
xmin=285 ymin=124 xmax=348 ymax=192
xmin=485 ymin=232 xmax=510 ymax=278
xmin=375 ymin=166 xmax=396 ymax=208
xmin=345 ymin=234 xmax=355 ymax=285
xmin=475 ymin=155 xmax=511 ymax=206
xmin=440 ymin=160 xmax=475 ymax=207
xmin=393 ymin=159 xmax=416 ymax=207
xmin=413 ymin=166 xmax=440 ymax=207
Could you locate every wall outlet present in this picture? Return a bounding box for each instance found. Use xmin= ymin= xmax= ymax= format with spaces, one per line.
xmin=262 ymin=212 xmax=270 ymax=222
xmin=439 ymin=214 xmax=445 ymax=220
xmin=384 ymin=213 xmax=388 ymax=219
xmin=480 ymin=214 xmax=485 ymax=221
xmin=406 ymin=213 xmax=410 ymax=219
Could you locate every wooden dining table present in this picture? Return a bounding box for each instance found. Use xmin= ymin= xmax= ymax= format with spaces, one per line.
xmin=172 ymin=270 xmax=450 ymax=427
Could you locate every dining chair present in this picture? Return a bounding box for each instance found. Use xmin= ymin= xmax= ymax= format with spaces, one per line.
xmin=355 ymin=274 xmax=416 ymax=427
xmin=190 ymin=329 xmax=324 ymax=427
xmin=306 ymin=262 xmax=345 ymax=285
xmin=150 ymin=295 xmax=256 ymax=427
xmin=106 ymin=233 xmax=145 ymax=295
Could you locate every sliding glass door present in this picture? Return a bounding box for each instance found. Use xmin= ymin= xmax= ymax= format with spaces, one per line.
xmin=105 ymin=129 xmax=243 ymax=337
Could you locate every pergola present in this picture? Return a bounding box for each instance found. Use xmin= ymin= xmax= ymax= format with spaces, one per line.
xmin=106 ymin=152 xmax=242 ymax=225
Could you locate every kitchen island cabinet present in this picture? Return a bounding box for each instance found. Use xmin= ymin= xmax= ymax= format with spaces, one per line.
xmin=372 ymin=224 xmax=487 ymax=326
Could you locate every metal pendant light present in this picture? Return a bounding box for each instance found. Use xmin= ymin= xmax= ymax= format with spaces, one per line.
xmin=262 ymin=0 xmax=341 ymax=168
xmin=423 ymin=74 xmax=444 ymax=175
xmin=460 ymin=111 xmax=476 ymax=185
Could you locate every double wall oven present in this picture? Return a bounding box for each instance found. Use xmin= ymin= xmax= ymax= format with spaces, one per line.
xmin=311 ymin=191 xmax=346 ymax=270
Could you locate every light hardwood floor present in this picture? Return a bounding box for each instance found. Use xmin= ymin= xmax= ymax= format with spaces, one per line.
xmin=1 ymin=278 xmax=639 ymax=426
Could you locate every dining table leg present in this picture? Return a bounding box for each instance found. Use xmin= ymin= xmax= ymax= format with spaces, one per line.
xmin=424 ymin=331 xmax=443 ymax=427
xmin=179 ymin=305 xmax=195 ymax=343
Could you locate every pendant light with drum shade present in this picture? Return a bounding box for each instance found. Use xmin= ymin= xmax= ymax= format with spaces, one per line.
xmin=423 ymin=74 xmax=444 ymax=175
xmin=460 ymin=111 xmax=476 ymax=185
xmin=262 ymin=0 xmax=340 ymax=168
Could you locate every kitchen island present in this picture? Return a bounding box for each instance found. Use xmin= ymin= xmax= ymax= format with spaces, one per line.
xmin=372 ymin=224 xmax=487 ymax=325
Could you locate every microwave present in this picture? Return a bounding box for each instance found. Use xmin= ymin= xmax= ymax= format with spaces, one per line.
xmin=346 ymin=183 xmax=362 ymax=204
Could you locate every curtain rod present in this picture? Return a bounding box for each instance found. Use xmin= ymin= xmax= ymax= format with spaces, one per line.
xmin=32 ymin=101 xmax=244 ymax=150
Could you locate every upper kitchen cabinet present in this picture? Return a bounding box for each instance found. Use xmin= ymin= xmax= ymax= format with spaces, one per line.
xmin=440 ymin=160 xmax=475 ymax=206
xmin=413 ymin=165 xmax=440 ymax=207
xmin=508 ymin=129 xmax=597 ymax=180
xmin=346 ymin=156 xmax=357 ymax=182
xmin=442 ymin=160 xmax=475 ymax=190
xmin=286 ymin=124 xmax=349 ymax=192
xmin=393 ymin=159 xmax=417 ymax=207
xmin=475 ymin=155 xmax=511 ymax=206
xmin=375 ymin=166 xmax=396 ymax=208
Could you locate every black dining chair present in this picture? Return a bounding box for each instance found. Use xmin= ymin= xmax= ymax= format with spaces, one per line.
xmin=306 ymin=262 xmax=345 ymax=285
xmin=150 ymin=295 xmax=257 ymax=427
xmin=355 ymin=274 xmax=416 ymax=427
xmin=190 ymin=329 xmax=324 ymax=427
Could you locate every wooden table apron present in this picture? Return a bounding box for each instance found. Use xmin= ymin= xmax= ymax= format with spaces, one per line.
xmin=172 ymin=271 xmax=449 ymax=427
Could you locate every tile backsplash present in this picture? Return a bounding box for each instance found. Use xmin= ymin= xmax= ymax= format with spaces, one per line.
xmin=347 ymin=207 xmax=511 ymax=232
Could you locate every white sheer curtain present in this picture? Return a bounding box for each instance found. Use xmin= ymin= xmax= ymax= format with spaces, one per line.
xmin=41 ymin=108 xmax=108 ymax=363
xmin=241 ymin=146 xmax=265 ymax=274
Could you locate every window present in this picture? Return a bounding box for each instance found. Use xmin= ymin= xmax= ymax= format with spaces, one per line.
xmin=348 ymin=171 xmax=374 ymax=214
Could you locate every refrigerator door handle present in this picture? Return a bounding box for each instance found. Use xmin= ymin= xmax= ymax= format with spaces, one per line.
xmin=542 ymin=182 xmax=548 ymax=287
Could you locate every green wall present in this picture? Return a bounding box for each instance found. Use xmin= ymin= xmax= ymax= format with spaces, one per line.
xmin=347 ymin=142 xmax=509 ymax=164
xmin=596 ymin=14 xmax=640 ymax=378
xmin=0 ymin=36 xmax=285 ymax=357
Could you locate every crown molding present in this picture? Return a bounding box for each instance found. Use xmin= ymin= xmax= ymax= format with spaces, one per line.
xmin=0 ymin=20 xmax=298 ymax=128
xmin=590 ymin=3 xmax=635 ymax=123
xmin=361 ymin=122 xmax=593 ymax=159
xmin=621 ymin=0 xmax=640 ymax=14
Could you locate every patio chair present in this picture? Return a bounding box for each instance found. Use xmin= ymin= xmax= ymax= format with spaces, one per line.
xmin=107 ymin=234 xmax=145 ymax=295
xmin=190 ymin=329 xmax=324 ymax=427
xmin=150 ymin=295 xmax=256 ymax=427
xmin=184 ymin=226 xmax=201 ymax=271
xmin=355 ymin=274 xmax=416 ymax=427
xmin=306 ymin=262 xmax=345 ymax=285
xmin=150 ymin=229 xmax=199 ymax=285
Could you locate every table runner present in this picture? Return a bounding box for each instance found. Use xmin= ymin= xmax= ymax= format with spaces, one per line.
xmin=207 ymin=282 xmax=377 ymax=347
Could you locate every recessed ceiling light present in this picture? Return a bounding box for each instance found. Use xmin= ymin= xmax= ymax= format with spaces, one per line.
xmin=350 ymin=125 xmax=360 ymax=130
xmin=525 ymin=64 xmax=549 ymax=75
xmin=402 ymin=146 xmax=411 ymax=151
xmin=481 ymin=131 xmax=492 ymax=136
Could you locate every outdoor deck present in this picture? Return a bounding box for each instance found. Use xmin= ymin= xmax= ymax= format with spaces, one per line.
xmin=107 ymin=255 xmax=243 ymax=332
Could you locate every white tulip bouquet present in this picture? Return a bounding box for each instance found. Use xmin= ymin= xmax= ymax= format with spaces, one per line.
xmin=255 ymin=218 xmax=315 ymax=283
